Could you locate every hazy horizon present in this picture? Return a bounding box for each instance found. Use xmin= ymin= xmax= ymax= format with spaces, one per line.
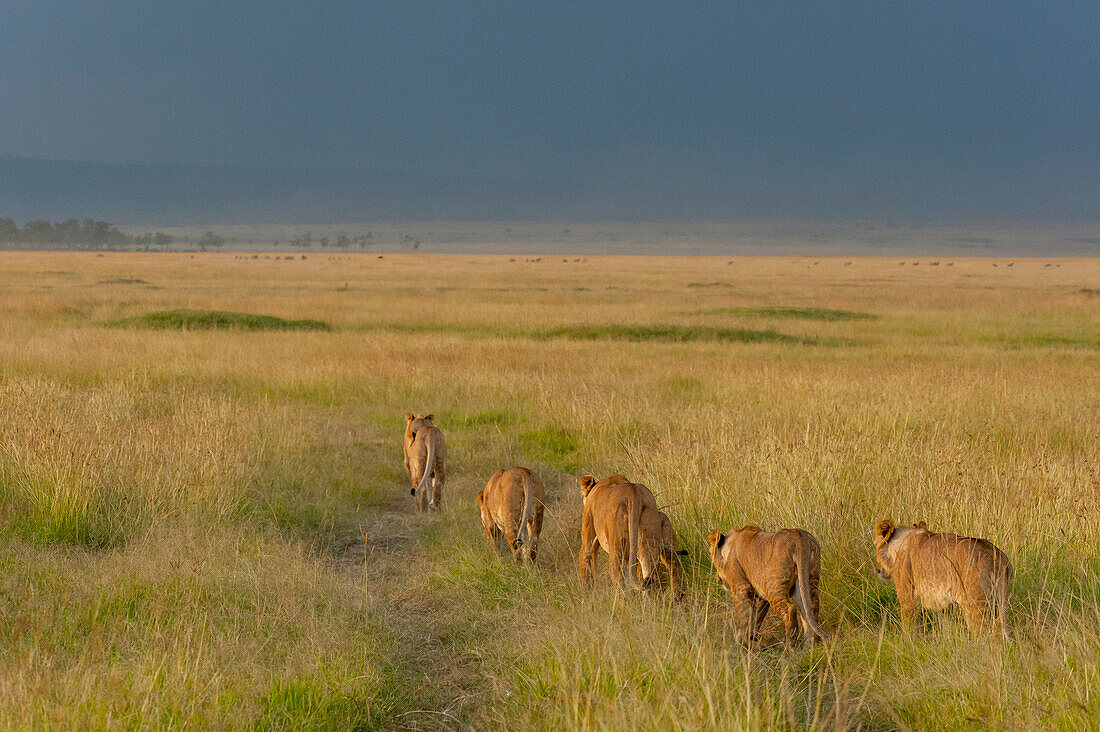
xmin=1 ymin=3 xmax=1098 ymax=224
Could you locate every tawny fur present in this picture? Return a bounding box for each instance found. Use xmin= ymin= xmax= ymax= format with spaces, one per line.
xmin=402 ymin=413 xmax=429 ymax=480
xmin=577 ymin=474 xmax=683 ymax=598
xmin=874 ymin=520 xmax=1012 ymax=638
xmin=402 ymin=413 xmax=446 ymax=513
xmin=477 ymin=467 xmax=545 ymax=563
xmin=635 ymin=507 xmax=687 ymax=600
xmin=707 ymin=525 xmax=830 ymax=646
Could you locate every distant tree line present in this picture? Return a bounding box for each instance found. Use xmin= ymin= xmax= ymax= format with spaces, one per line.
xmin=0 ymin=218 xmax=175 ymax=251
xmin=0 ymin=219 xmax=428 ymax=252
xmin=282 ymin=231 xmax=418 ymax=250
xmin=286 ymin=231 xmax=394 ymax=250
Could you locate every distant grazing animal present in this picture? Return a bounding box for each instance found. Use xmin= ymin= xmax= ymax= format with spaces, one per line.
xmin=477 ymin=467 xmax=545 ymax=563
xmin=707 ymin=526 xmax=829 ymax=646
xmin=873 ymin=520 xmax=1012 ymax=638
xmin=402 ymin=413 xmax=447 ymax=512
xmin=577 ymin=474 xmax=684 ymax=597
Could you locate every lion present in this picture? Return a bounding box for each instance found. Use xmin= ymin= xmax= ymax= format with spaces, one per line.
xmin=402 ymin=413 xmax=446 ymax=512
xmin=706 ymin=525 xmax=830 ymax=646
xmin=402 ymin=414 xmax=430 ymax=479
xmin=577 ymin=474 xmax=685 ymax=598
xmin=873 ymin=520 xmax=1012 ymax=637
xmin=477 ymin=467 xmax=545 ymax=563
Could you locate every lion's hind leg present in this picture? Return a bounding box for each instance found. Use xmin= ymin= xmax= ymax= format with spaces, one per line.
xmin=525 ymin=507 xmax=543 ymax=564
xmin=963 ymin=576 xmax=1006 ymax=637
xmin=608 ymin=541 xmax=626 ymax=587
xmin=429 ymin=470 xmax=443 ymax=510
xmin=961 ymin=597 xmax=990 ymax=636
xmin=744 ymin=593 xmax=770 ymax=645
xmin=636 ymin=551 xmax=656 ymax=593
xmin=771 ymin=593 xmax=800 ymax=645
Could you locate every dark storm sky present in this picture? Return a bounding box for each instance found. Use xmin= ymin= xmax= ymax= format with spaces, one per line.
xmin=1 ymin=1 xmax=1098 ymax=218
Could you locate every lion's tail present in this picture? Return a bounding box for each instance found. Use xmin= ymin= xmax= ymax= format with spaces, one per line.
xmin=994 ymin=553 xmax=1013 ymax=639
xmin=627 ymin=492 xmax=642 ymax=586
xmin=414 ymin=436 xmax=437 ymax=502
xmin=793 ymin=547 xmax=830 ymax=642
xmin=515 ymin=471 xmax=537 ymax=550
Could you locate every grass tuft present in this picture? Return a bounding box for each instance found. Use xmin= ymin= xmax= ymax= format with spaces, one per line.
xmin=109 ymin=309 xmax=332 ymax=331
xmin=98 ymin=277 xmax=153 ymax=285
xmin=693 ymin=306 xmax=878 ymax=321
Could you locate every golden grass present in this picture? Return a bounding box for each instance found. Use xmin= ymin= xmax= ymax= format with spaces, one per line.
xmin=0 ymin=251 xmax=1097 ymax=729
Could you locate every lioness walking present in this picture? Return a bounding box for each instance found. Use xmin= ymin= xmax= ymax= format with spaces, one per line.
xmin=402 ymin=413 xmax=446 ymax=512
xmin=577 ymin=474 xmax=684 ymax=597
xmin=477 ymin=467 xmax=545 ymax=563
xmin=874 ymin=520 xmax=1012 ymax=638
xmin=707 ymin=525 xmax=830 ymax=646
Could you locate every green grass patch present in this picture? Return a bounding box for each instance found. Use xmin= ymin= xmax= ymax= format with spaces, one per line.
xmin=530 ymin=324 xmax=812 ymax=344
xmin=252 ymin=674 xmax=390 ymax=731
xmin=693 ymin=306 xmax=878 ymax=321
xmin=361 ymin=322 xmax=828 ymax=345
xmin=988 ymin=332 xmax=1100 ymax=350
xmin=109 ymin=309 xmax=332 ymax=332
xmin=360 ymin=322 xmax=513 ymax=339
xmin=98 ymin=277 xmax=153 ymax=285
xmin=519 ymin=426 xmax=581 ymax=472
xmin=446 ymin=409 xmax=517 ymax=429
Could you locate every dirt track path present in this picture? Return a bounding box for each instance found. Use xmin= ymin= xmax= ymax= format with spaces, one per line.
xmin=336 ymin=491 xmax=487 ymax=731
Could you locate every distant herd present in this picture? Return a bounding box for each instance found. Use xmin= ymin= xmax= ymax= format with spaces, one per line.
xmin=403 ymin=413 xmax=1013 ymax=645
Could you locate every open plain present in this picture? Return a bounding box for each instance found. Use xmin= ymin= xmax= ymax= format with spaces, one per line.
xmin=0 ymin=251 xmax=1097 ymax=729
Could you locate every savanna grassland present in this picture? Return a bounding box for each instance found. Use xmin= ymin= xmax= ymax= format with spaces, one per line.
xmin=0 ymin=251 xmax=1098 ymax=730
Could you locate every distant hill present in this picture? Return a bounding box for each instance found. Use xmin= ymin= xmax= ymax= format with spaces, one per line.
xmin=1 ymin=155 xmax=1098 ymax=226
xmin=0 ymin=156 xmax=571 ymax=225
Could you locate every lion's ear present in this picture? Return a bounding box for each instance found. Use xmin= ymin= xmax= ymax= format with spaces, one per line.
xmin=476 ymin=491 xmax=485 ymax=505
xmin=425 ymin=414 xmax=434 ymax=421
xmin=707 ymin=529 xmax=723 ymax=549
xmin=915 ymin=520 xmax=928 ymax=530
xmin=875 ymin=520 xmax=896 ymax=543
xmin=404 ymin=413 xmax=414 ymax=422
xmin=579 ymin=475 xmax=597 ymax=495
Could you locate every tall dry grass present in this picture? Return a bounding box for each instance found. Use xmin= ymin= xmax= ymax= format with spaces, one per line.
xmin=0 ymin=251 xmax=1096 ymax=728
